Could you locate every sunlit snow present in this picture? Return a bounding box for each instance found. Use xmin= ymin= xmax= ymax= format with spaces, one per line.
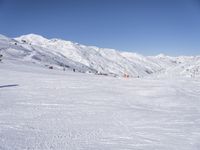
xmin=0 ymin=34 xmax=200 ymax=149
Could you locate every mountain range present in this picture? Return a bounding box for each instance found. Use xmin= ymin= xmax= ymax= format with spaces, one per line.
xmin=0 ymin=34 xmax=199 ymax=78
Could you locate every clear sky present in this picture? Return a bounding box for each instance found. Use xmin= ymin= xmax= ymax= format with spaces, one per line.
xmin=0 ymin=0 xmax=200 ymax=56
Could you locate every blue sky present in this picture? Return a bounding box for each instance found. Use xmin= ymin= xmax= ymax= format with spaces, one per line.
xmin=0 ymin=0 xmax=200 ymax=56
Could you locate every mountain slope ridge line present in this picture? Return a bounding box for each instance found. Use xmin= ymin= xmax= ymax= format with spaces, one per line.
xmin=0 ymin=34 xmax=199 ymax=78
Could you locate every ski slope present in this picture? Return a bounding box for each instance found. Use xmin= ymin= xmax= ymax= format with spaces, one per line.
xmin=0 ymin=62 xmax=200 ymax=150
xmin=1 ymin=34 xmax=200 ymax=149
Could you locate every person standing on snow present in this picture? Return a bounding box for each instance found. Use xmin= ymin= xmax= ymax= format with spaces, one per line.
xmin=0 ymin=54 xmax=3 ymax=62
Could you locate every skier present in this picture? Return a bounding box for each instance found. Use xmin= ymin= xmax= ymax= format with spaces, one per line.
xmin=123 ymin=72 xmax=129 ymax=78
xmin=0 ymin=54 xmax=3 ymax=62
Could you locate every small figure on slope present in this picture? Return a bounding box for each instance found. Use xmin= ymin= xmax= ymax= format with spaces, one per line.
xmin=0 ymin=54 xmax=3 ymax=63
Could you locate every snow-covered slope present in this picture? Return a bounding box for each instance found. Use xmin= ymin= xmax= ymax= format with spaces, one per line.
xmin=0 ymin=34 xmax=199 ymax=78
xmin=1 ymin=34 xmax=200 ymax=149
xmin=0 ymin=62 xmax=200 ymax=150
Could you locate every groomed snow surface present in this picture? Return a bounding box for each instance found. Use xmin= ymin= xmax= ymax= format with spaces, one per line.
xmin=1 ymin=61 xmax=200 ymax=150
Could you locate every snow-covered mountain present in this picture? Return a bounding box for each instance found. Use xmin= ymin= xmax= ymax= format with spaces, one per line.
xmin=0 ymin=34 xmax=199 ymax=78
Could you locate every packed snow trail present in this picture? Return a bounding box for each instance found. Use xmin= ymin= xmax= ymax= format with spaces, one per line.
xmin=0 ymin=63 xmax=200 ymax=150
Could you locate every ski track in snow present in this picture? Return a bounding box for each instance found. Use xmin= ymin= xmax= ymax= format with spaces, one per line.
xmin=0 ymin=64 xmax=200 ymax=150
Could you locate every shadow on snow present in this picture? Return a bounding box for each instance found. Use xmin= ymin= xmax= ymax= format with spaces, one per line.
xmin=0 ymin=84 xmax=19 ymax=88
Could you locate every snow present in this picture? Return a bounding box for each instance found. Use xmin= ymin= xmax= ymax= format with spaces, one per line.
xmin=0 ymin=34 xmax=199 ymax=78
xmin=1 ymin=34 xmax=200 ymax=149
xmin=0 ymin=62 xmax=200 ymax=150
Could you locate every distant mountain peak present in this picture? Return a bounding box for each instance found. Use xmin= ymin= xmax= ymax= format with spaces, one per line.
xmin=15 ymin=33 xmax=49 ymax=45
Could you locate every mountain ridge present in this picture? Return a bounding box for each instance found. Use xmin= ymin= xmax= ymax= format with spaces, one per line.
xmin=0 ymin=34 xmax=199 ymax=78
